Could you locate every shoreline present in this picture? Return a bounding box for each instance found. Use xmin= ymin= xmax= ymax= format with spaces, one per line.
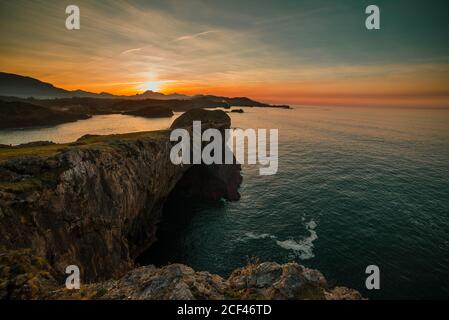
xmin=0 ymin=108 xmax=360 ymax=300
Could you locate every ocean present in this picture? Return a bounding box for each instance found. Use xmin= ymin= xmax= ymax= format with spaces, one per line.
xmin=2 ymin=106 xmax=449 ymax=299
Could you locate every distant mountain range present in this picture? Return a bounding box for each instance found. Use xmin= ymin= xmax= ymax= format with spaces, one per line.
xmin=0 ymin=72 xmax=190 ymax=100
xmin=0 ymin=72 xmax=290 ymax=129
xmin=0 ymin=72 xmax=291 ymax=110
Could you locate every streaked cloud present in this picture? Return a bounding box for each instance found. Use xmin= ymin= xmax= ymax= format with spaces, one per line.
xmin=174 ymin=30 xmax=220 ymax=42
xmin=121 ymin=48 xmax=143 ymax=55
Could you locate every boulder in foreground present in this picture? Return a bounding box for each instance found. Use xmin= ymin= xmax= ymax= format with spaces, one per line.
xmin=49 ymin=260 xmax=362 ymax=300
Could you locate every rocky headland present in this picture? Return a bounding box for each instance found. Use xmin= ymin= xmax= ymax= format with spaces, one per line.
xmin=0 ymin=109 xmax=361 ymax=300
xmin=0 ymin=100 xmax=90 ymax=129
xmin=122 ymin=105 xmax=174 ymax=118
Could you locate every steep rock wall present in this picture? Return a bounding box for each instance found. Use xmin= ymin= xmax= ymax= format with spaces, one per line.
xmin=0 ymin=110 xmax=241 ymax=281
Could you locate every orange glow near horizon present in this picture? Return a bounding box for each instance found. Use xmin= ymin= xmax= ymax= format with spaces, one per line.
xmin=55 ymin=77 xmax=449 ymax=108
xmin=6 ymin=58 xmax=448 ymax=108
xmin=1 ymin=1 xmax=449 ymax=108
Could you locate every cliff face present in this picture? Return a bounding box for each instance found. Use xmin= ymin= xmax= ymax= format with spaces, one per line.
xmin=0 ymin=109 xmax=241 ymax=281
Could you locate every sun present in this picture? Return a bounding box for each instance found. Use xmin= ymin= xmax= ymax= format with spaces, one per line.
xmin=139 ymin=81 xmax=164 ymax=92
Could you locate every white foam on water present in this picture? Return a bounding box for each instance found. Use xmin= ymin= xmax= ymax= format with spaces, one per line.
xmin=245 ymin=219 xmax=319 ymax=260
xmin=245 ymin=232 xmax=277 ymax=240
xmin=275 ymin=219 xmax=318 ymax=260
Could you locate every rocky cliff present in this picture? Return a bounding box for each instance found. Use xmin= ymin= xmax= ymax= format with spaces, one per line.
xmin=0 ymin=109 xmax=241 ymax=282
xmin=0 ymin=108 xmax=361 ymax=300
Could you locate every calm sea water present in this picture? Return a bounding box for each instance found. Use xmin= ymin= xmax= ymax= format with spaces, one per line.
xmin=2 ymin=106 xmax=449 ymax=299
xmin=0 ymin=113 xmax=182 ymax=145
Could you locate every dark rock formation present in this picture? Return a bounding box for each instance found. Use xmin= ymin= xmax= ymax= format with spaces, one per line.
xmin=122 ymin=106 xmax=174 ymax=118
xmin=0 ymin=248 xmax=361 ymax=300
xmin=171 ymin=108 xmax=231 ymax=129
xmin=0 ymin=248 xmax=58 ymax=300
xmin=44 ymin=260 xmax=361 ymax=300
xmin=169 ymin=109 xmax=241 ymax=201
xmin=0 ymin=100 xmax=90 ymax=129
xmin=15 ymin=141 xmax=56 ymax=148
xmin=0 ymin=109 xmax=242 ymax=282
xmin=168 ymin=164 xmax=242 ymax=201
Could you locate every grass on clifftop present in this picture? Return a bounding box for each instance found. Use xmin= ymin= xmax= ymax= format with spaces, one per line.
xmin=74 ymin=130 xmax=168 ymax=145
xmin=0 ymin=130 xmax=170 ymax=192
xmin=0 ymin=144 xmax=69 ymax=160
xmin=1 ymin=108 xmax=229 ymax=161
xmin=0 ymin=130 xmax=169 ymax=161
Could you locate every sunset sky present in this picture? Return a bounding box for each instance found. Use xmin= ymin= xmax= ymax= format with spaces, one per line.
xmin=1 ymin=0 xmax=448 ymax=107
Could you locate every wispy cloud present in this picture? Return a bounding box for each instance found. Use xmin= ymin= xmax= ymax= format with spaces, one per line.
xmin=121 ymin=48 xmax=143 ymax=55
xmin=174 ymin=30 xmax=220 ymax=42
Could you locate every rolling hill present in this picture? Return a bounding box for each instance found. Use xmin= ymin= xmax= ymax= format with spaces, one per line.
xmin=0 ymin=72 xmax=189 ymax=100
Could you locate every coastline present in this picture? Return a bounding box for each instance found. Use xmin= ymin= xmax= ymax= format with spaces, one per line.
xmin=0 ymin=108 xmax=360 ymax=300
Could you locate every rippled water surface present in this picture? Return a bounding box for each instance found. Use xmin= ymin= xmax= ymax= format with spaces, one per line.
xmin=2 ymin=106 xmax=449 ymax=299
xmin=143 ymin=106 xmax=449 ymax=299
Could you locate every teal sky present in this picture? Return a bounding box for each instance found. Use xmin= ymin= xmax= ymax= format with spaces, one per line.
xmin=144 ymin=0 xmax=449 ymax=64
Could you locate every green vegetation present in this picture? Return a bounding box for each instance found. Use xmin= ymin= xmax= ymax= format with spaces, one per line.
xmin=0 ymin=180 xmax=41 ymax=192
xmin=0 ymin=165 xmax=69 ymax=192
xmin=94 ymin=287 xmax=108 ymax=298
xmin=0 ymin=248 xmax=57 ymax=300
xmin=0 ymin=144 xmax=69 ymax=160
xmin=0 ymin=130 xmax=170 ymax=161
xmin=75 ymin=129 xmax=169 ymax=145
xmin=0 ymin=129 xmax=171 ymax=193
xmin=296 ymin=283 xmax=326 ymax=300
